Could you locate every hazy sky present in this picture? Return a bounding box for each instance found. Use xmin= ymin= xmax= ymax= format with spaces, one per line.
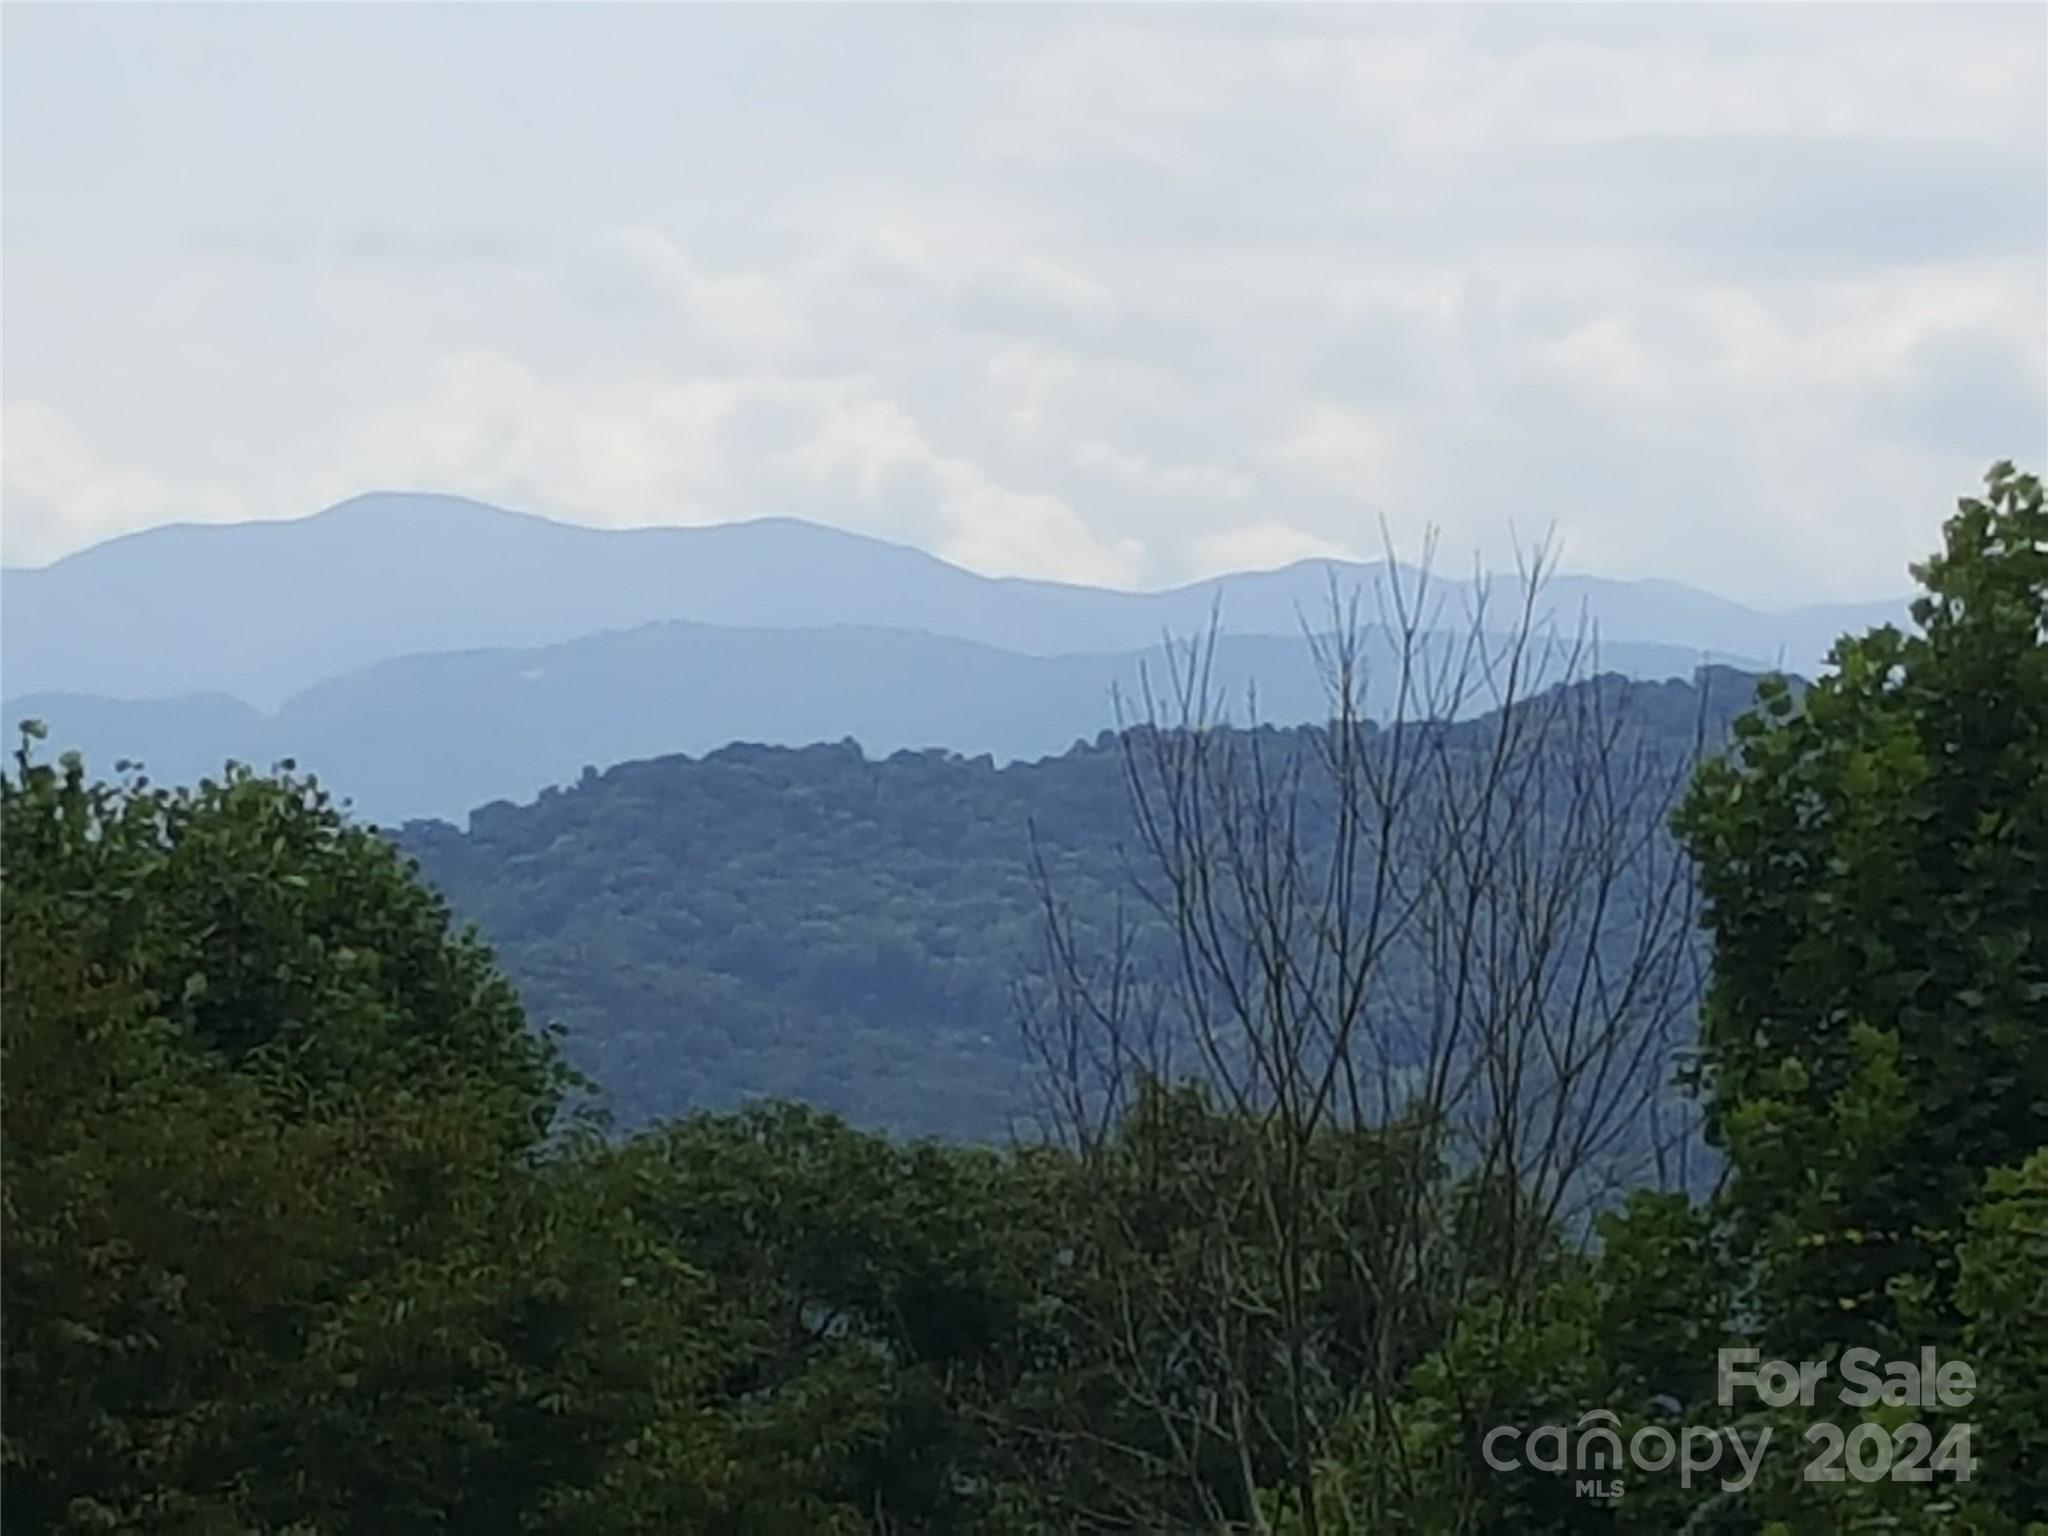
xmin=4 ymin=4 xmax=2043 ymax=604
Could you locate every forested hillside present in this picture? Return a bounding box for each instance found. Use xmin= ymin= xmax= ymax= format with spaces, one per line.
xmin=404 ymin=667 xmax=1758 ymax=1139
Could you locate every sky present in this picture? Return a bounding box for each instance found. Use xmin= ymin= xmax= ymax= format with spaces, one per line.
xmin=3 ymin=4 xmax=2043 ymax=606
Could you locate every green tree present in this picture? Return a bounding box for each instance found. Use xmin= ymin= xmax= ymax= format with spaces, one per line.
xmin=1674 ymin=461 xmax=2047 ymax=1355
xmin=1952 ymin=1148 xmax=2048 ymax=1525
xmin=1 ymin=740 xmax=567 ymax=1134
xmin=0 ymin=739 xmax=745 ymax=1532
xmin=621 ymin=1101 xmax=1059 ymax=1531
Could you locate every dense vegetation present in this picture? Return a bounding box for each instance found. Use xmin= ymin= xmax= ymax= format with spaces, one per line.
xmin=402 ymin=667 xmax=1755 ymax=1140
xmin=4 ymin=464 xmax=2042 ymax=1532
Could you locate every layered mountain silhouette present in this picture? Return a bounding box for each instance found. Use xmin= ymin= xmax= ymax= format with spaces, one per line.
xmin=5 ymin=623 xmax=1742 ymax=825
xmin=2 ymin=491 xmax=1907 ymax=822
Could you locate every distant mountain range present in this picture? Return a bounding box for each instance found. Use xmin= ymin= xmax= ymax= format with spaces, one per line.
xmin=2 ymin=491 xmax=1908 ymax=821
xmin=4 ymin=623 xmax=1742 ymax=825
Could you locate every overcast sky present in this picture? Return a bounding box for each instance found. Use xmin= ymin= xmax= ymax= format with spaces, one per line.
xmin=4 ymin=4 xmax=2043 ymax=604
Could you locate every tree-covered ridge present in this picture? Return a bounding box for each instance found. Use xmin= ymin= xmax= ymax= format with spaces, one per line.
xmin=402 ymin=667 xmax=1756 ymax=1140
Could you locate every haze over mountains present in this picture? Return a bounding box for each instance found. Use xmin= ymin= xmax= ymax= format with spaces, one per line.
xmin=3 ymin=491 xmax=1907 ymax=823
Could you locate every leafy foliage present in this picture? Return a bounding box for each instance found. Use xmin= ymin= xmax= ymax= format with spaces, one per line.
xmin=3 ymin=739 xmax=852 ymax=1532
xmin=1675 ymin=461 xmax=2047 ymax=1352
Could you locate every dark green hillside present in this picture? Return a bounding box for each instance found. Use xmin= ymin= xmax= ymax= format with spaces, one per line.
xmin=403 ymin=667 xmax=1761 ymax=1139
xmin=406 ymin=735 xmax=1132 ymax=1137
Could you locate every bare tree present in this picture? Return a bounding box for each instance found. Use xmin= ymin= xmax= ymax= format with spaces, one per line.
xmin=1017 ymin=536 xmax=1721 ymax=1533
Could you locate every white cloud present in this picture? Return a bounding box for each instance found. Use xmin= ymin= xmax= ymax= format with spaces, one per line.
xmin=959 ymin=257 xmax=1119 ymax=329
xmin=1262 ymin=404 xmax=1407 ymax=505
xmin=324 ymin=352 xmax=1144 ymax=586
xmin=928 ymin=464 xmax=1144 ymax=587
xmin=1192 ymin=521 xmax=1356 ymax=578
xmin=592 ymin=227 xmax=810 ymax=365
xmin=789 ymin=389 xmax=1144 ymax=584
xmin=1072 ymin=439 xmax=1251 ymax=503
xmin=0 ymin=402 xmax=246 ymax=564
xmin=791 ymin=396 xmax=933 ymax=499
